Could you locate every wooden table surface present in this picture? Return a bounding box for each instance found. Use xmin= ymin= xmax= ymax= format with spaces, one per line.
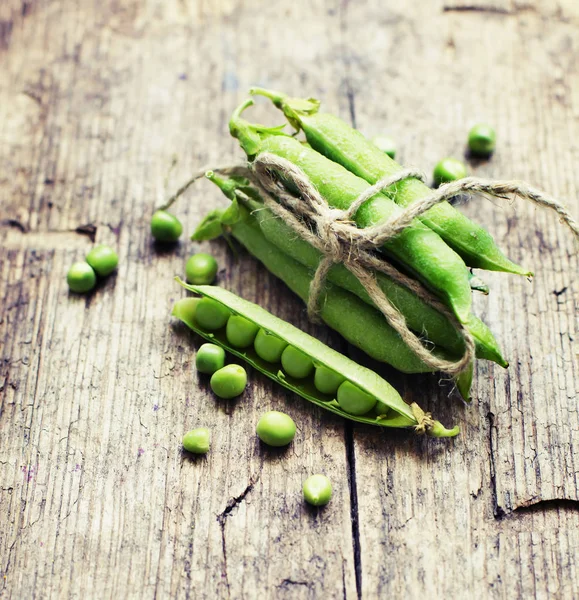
xmin=1 ymin=1 xmax=578 ymax=598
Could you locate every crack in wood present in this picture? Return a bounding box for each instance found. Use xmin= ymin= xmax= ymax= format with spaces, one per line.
xmin=443 ymin=5 xmax=511 ymax=15
xmin=487 ymin=411 xmax=506 ymax=519
xmin=278 ymin=578 xmax=312 ymax=589
xmin=216 ymin=476 xmax=259 ymax=599
xmin=345 ymin=422 xmax=362 ymax=600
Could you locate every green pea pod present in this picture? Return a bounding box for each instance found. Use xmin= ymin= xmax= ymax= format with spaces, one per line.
xmin=229 ymin=100 xmax=473 ymax=324
xmin=172 ymin=284 xmax=459 ymax=438
xmin=206 ymin=171 xmax=508 ymax=369
xmin=250 ymin=88 xmax=532 ymax=277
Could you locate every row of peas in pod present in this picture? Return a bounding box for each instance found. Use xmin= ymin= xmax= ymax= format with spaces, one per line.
xmin=192 ymin=294 xmax=388 ymax=418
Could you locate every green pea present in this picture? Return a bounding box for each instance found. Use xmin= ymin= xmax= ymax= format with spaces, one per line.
xmin=468 ymin=124 xmax=496 ymax=157
xmin=314 ymin=366 xmax=345 ymax=396
xmin=281 ymin=345 xmax=314 ymax=379
xmin=182 ymin=427 xmax=210 ymax=454
xmin=67 ymin=262 xmax=96 ymax=293
xmin=254 ymin=329 xmax=288 ymax=363
xmin=371 ymin=135 xmax=396 ymax=159
xmin=196 ymin=343 xmax=225 ymax=374
xmin=336 ymin=381 xmax=376 ymax=415
xmin=210 ymin=364 xmax=247 ymax=399
xmin=375 ymin=401 xmax=389 ymax=417
xmin=150 ymin=210 xmax=183 ymax=242
xmin=226 ymin=315 xmax=259 ymax=348
xmin=256 ymin=410 xmax=296 ymax=446
xmin=185 ymin=253 xmax=218 ymax=285
xmin=433 ymin=157 xmax=467 ymax=187
xmin=195 ymin=298 xmax=231 ymax=330
xmin=303 ymin=474 xmax=332 ymax=507
xmin=86 ymin=245 xmax=118 ymax=277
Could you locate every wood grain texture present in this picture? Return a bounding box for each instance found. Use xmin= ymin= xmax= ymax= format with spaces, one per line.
xmin=1 ymin=1 xmax=578 ymax=598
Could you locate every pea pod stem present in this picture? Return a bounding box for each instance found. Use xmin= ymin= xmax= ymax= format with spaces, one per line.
xmin=172 ymin=284 xmax=459 ymax=438
xmin=250 ymin=87 xmax=532 ymax=277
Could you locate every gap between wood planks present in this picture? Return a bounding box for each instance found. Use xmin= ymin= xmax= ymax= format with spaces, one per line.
xmin=442 ymin=2 xmax=579 ymax=25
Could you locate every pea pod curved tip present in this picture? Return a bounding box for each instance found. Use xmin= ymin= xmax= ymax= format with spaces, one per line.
xmin=428 ymin=421 xmax=460 ymax=438
xmin=250 ymin=87 xmax=321 ymax=117
xmin=249 ymin=86 xmax=287 ymax=107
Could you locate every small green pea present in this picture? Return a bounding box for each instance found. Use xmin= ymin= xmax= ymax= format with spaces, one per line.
xmin=371 ymin=135 xmax=396 ymax=159
xmin=468 ymin=124 xmax=496 ymax=157
xmin=67 ymin=262 xmax=96 ymax=293
xmin=196 ymin=343 xmax=226 ymax=374
xmin=433 ymin=157 xmax=467 ymax=187
xmin=150 ymin=210 xmax=183 ymax=242
xmin=336 ymin=381 xmax=376 ymax=415
xmin=195 ymin=298 xmax=231 ymax=330
xmin=303 ymin=474 xmax=332 ymax=507
xmin=86 ymin=245 xmax=118 ymax=277
xmin=226 ymin=315 xmax=259 ymax=348
xmin=182 ymin=427 xmax=210 ymax=454
xmin=256 ymin=410 xmax=296 ymax=447
xmin=314 ymin=366 xmax=345 ymax=396
xmin=374 ymin=401 xmax=389 ymax=417
xmin=281 ymin=345 xmax=314 ymax=379
xmin=185 ymin=253 xmax=218 ymax=285
xmin=254 ymin=329 xmax=288 ymax=363
xmin=210 ymin=364 xmax=247 ymax=399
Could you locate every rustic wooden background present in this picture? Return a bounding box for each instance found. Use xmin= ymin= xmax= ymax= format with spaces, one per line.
xmin=1 ymin=0 xmax=578 ymax=598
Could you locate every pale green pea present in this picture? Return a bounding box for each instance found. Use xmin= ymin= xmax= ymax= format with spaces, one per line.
xmin=210 ymin=364 xmax=247 ymax=399
xmin=182 ymin=427 xmax=210 ymax=454
xmin=281 ymin=345 xmax=314 ymax=379
xmin=314 ymin=366 xmax=345 ymax=396
xmin=336 ymin=381 xmax=377 ymax=415
xmin=86 ymin=245 xmax=118 ymax=277
xmin=374 ymin=401 xmax=389 ymax=417
xmin=185 ymin=253 xmax=218 ymax=285
xmin=67 ymin=262 xmax=96 ymax=293
xmin=150 ymin=210 xmax=183 ymax=242
xmin=256 ymin=410 xmax=296 ymax=447
xmin=468 ymin=124 xmax=496 ymax=157
xmin=433 ymin=157 xmax=467 ymax=187
xmin=254 ymin=329 xmax=288 ymax=363
xmin=226 ymin=315 xmax=259 ymax=348
xmin=303 ymin=474 xmax=332 ymax=507
xmin=196 ymin=343 xmax=226 ymax=374
xmin=195 ymin=298 xmax=231 ymax=330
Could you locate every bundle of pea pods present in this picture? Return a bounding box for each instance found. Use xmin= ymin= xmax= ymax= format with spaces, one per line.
xmin=173 ymin=88 xmax=532 ymax=438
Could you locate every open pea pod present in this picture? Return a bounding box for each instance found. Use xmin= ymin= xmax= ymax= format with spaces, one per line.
xmin=172 ymin=282 xmax=459 ymax=438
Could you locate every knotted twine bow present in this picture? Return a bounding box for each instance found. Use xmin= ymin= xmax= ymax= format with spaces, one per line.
xmin=245 ymin=153 xmax=579 ymax=377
